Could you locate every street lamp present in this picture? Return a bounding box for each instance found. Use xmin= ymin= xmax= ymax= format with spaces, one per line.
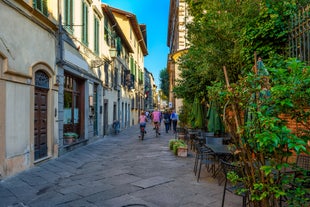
xmin=109 ymin=48 xmax=117 ymax=59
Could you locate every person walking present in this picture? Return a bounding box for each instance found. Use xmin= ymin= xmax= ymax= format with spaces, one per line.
xmin=170 ymin=110 xmax=178 ymax=133
xmin=163 ymin=110 xmax=171 ymax=133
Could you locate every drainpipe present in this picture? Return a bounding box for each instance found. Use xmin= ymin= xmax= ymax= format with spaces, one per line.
xmin=57 ymin=0 xmax=63 ymax=65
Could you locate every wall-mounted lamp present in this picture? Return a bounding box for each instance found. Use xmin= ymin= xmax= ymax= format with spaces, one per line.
xmin=109 ymin=48 xmax=117 ymax=59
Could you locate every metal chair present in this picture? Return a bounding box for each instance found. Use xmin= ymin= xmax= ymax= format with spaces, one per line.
xmin=296 ymin=154 xmax=310 ymax=171
xmin=193 ymin=141 xmax=209 ymax=175
xmin=220 ymin=159 xmax=247 ymax=207
xmin=196 ymin=146 xmax=216 ymax=182
xmin=295 ymin=154 xmax=310 ymax=188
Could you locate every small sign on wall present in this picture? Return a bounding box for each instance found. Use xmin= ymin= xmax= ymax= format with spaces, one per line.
xmin=169 ymin=102 xmax=172 ymax=108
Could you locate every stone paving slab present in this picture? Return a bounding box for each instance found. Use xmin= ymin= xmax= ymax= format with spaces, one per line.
xmin=0 ymin=124 xmax=242 ymax=207
xmin=132 ymin=176 xmax=173 ymax=189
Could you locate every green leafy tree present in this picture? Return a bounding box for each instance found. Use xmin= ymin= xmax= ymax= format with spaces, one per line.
xmin=175 ymin=0 xmax=301 ymax=103
xmin=159 ymin=68 xmax=169 ymax=99
xmin=176 ymin=0 xmax=310 ymax=205
xmin=209 ymin=58 xmax=310 ymax=206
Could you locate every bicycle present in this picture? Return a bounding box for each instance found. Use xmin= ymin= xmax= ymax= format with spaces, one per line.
xmin=154 ymin=122 xmax=160 ymax=137
xmin=140 ymin=123 xmax=146 ymax=140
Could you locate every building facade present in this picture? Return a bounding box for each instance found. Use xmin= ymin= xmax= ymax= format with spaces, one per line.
xmin=0 ymin=0 xmax=152 ymax=178
xmin=144 ymin=68 xmax=156 ymax=111
xmin=0 ymin=0 xmax=59 ymax=177
xmin=167 ymin=0 xmax=191 ymax=113
xmin=110 ymin=7 xmax=148 ymax=125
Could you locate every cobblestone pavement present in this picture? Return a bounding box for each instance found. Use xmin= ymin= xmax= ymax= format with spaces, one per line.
xmin=0 ymin=123 xmax=242 ymax=207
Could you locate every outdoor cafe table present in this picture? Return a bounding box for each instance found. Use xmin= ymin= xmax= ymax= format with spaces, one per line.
xmin=204 ymin=143 xmax=233 ymax=183
xmin=205 ymin=144 xmax=231 ymax=154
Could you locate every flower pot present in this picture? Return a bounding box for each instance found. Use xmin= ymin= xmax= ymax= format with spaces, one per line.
xmin=177 ymin=146 xmax=188 ymax=157
xmin=63 ymin=136 xmax=75 ymax=145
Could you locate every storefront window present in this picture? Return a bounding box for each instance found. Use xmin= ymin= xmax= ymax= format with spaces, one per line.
xmin=63 ymin=74 xmax=82 ymax=140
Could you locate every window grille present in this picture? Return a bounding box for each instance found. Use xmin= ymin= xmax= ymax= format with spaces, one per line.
xmin=289 ymin=5 xmax=310 ymax=64
xmin=35 ymin=70 xmax=49 ymax=89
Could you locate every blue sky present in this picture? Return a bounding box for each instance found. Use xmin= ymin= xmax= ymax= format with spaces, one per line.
xmin=102 ymin=0 xmax=170 ymax=86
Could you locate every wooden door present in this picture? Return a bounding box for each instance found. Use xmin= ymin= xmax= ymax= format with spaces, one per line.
xmin=34 ymin=88 xmax=48 ymax=160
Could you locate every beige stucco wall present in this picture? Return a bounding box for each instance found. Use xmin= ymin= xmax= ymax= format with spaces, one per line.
xmin=0 ymin=78 xmax=5 ymax=177
xmin=0 ymin=5 xmax=55 ymax=76
xmin=6 ymin=82 xmax=31 ymax=158
xmin=0 ymin=1 xmax=57 ymax=178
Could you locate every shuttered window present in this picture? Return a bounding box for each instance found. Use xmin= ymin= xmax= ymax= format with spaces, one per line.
xmin=33 ymin=0 xmax=48 ymax=16
xmin=64 ymin=0 xmax=73 ymax=33
xmin=82 ymin=1 xmax=88 ymax=46
xmin=94 ymin=16 xmax=99 ymax=55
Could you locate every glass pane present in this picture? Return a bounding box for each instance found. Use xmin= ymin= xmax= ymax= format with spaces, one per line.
xmin=64 ymin=91 xmax=72 ymax=124
xmin=35 ymin=70 xmax=49 ymax=88
xmin=74 ymin=95 xmax=79 ymax=124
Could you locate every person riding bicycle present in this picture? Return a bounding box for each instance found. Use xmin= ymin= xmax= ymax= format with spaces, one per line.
xmin=152 ymin=109 xmax=161 ymax=135
xmin=139 ymin=111 xmax=147 ymax=135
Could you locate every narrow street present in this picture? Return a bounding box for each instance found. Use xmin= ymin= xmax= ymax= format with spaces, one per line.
xmin=0 ymin=124 xmax=241 ymax=207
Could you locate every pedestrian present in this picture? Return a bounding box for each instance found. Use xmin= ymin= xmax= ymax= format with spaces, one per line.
xmin=113 ymin=120 xmax=120 ymax=134
xmin=163 ymin=110 xmax=170 ymax=133
xmin=145 ymin=111 xmax=149 ymax=122
xmin=170 ymin=110 xmax=178 ymax=133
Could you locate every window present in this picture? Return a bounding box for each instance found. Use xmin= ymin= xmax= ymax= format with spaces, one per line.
xmin=82 ymin=1 xmax=88 ymax=45
xmin=35 ymin=70 xmax=49 ymax=89
xmin=130 ymin=57 xmax=134 ymax=74
xmin=114 ymin=67 xmax=118 ymax=88
xmin=94 ymin=16 xmax=99 ymax=55
xmin=63 ymin=74 xmax=83 ymax=138
xmin=64 ymin=0 xmax=73 ymax=33
xmin=33 ymin=0 xmax=48 ymax=16
xmin=104 ymin=18 xmax=110 ymax=46
xmin=104 ymin=62 xmax=109 ymax=86
xmin=116 ymin=37 xmax=122 ymax=56
xmin=121 ymin=67 xmax=125 ymax=86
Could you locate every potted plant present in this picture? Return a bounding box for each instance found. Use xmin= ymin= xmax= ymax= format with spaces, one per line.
xmin=169 ymin=139 xmax=188 ymax=157
xmin=63 ymin=132 xmax=78 ymax=145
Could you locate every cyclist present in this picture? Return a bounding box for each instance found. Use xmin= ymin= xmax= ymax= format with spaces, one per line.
xmin=139 ymin=111 xmax=147 ymax=139
xmin=152 ymin=109 xmax=161 ymax=135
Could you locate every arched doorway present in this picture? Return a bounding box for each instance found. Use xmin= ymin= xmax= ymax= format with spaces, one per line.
xmin=34 ymin=70 xmax=49 ymax=160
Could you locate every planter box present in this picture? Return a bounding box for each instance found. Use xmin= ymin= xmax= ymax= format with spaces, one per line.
xmin=63 ymin=137 xmax=75 ymax=145
xmin=177 ymin=146 xmax=188 ymax=157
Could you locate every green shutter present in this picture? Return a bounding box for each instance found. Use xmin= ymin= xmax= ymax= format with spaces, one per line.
xmin=94 ymin=16 xmax=99 ymax=54
xmin=64 ymin=0 xmax=73 ymax=33
xmin=82 ymin=2 xmax=88 ymax=45
xmin=33 ymin=0 xmax=48 ymax=16
xmin=130 ymin=57 xmax=134 ymax=73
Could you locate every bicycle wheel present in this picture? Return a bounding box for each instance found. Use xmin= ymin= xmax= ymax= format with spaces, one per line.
xmin=155 ymin=127 xmax=159 ymax=137
xmin=141 ymin=127 xmax=144 ymax=140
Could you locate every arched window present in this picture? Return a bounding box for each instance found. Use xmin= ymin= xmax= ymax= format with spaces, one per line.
xmin=35 ymin=70 xmax=49 ymax=89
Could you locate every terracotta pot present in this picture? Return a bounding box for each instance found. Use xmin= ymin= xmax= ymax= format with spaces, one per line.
xmin=63 ymin=137 xmax=75 ymax=145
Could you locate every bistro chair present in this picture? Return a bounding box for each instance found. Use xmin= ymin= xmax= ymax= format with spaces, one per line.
xmin=196 ymin=146 xmax=216 ymax=182
xmin=280 ymin=154 xmax=310 ymax=207
xmin=296 ymin=154 xmax=310 ymax=171
xmin=193 ymin=141 xmax=208 ymax=175
xmin=220 ymin=159 xmax=247 ymax=207
xmin=295 ymin=154 xmax=310 ymax=188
